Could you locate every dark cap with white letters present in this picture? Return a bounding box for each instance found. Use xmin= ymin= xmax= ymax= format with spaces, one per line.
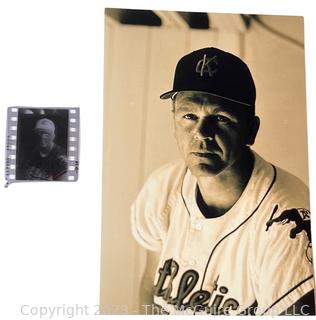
xmin=160 ymin=47 xmax=256 ymax=107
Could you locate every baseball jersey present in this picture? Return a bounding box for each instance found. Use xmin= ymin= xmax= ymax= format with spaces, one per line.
xmin=25 ymin=144 xmax=68 ymax=180
xmin=131 ymin=151 xmax=315 ymax=315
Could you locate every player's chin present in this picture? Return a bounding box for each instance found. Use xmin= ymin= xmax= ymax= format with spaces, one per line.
xmin=39 ymin=141 xmax=48 ymax=147
xmin=188 ymin=157 xmax=224 ymax=177
xmin=190 ymin=164 xmax=223 ymax=177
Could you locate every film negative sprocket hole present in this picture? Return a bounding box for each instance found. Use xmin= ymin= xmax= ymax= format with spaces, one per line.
xmin=5 ymin=107 xmax=80 ymax=186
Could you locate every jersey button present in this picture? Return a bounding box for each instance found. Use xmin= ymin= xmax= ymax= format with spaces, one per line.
xmin=195 ymin=223 xmax=203 ymax=231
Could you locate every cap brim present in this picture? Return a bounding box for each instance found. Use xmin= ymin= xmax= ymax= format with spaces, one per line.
xmin=160 ymin=90 xmax=253 ymax=107
xmin=160 ymin=90 xmax=176 ymax=99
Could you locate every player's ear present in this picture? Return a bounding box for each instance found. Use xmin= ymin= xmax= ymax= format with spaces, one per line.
xmin=171 ymin=98 xmax=176 ymax=114
xmin=172 ymin=99 xmax=176 ymax=137
xmin=246 ymin=116 xmax=260 ymax=146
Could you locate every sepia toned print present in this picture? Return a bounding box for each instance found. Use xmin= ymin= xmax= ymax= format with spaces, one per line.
xmin=101 ymin=9 xmax=315 ymax=315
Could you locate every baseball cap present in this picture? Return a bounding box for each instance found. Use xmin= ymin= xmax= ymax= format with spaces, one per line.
xmin=34 ymin=118 xmax=55 ymax=134
xmin=160 ymin=47 xmax=256 ymax=107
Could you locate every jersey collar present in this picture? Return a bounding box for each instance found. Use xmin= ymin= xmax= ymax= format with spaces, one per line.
xmin=181 ymin=151 xmax=276 ymax=228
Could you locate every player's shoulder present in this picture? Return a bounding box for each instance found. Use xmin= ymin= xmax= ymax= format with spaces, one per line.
xmin=144 ymin=159 xmax=187 ymax=193
xmin=131 ymin=159 xmax=186 ymax=250
xmin=250 ymin=155 xmax=312 ymax=277
xmin=250 ymin=153 xmax=310 ymax=234
xmin=253 ymin=152 xmax=309 ymax=207
xmin=272 ymin=164 xmax=309 ymax=206
xmin=51 ymin=143 xmax=67 ymax=156
xmin=132 ymin=159 xmax=186 ymax=211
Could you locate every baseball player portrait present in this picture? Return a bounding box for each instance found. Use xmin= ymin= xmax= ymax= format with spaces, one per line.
xmin=100 ymin=9 xmax=314 ymax=316
xmin=130 ymin=47 xmax=315 ymax=315
xmin=16 ymin=109 xmax=69 ymax=181
xmin=24 ymin=118 xmax=68 ymax=180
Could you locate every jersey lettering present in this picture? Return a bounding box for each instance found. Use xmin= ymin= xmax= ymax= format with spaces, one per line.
xmin=170 ymin=269 xmax=199 ymax=308
xmin=153 ymin=258 xmax=179 ymax=302
xmin=154 ymin=259 xmax=240 ymax=314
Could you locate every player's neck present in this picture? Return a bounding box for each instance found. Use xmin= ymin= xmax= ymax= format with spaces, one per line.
xmin=196 ymin=149 xmax=254 ymax=218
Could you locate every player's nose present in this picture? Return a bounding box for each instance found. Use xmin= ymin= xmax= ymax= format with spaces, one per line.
xmin=193 ymin=117 xmax=215 ymax=140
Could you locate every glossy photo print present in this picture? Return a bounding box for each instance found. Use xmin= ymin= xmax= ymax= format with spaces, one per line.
xmin=101 ymin=9 xmax=315 ymax=315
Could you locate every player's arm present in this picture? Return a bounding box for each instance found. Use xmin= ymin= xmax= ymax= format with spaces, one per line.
xmin=139 ymin=250 xmax=160 ymax=315
xmin=55 ymin=171 xmax=68 ymax=181
xmin=255 ymin=206 xmax=314 ymax=315
xmin=280 ymin=290 xmax=315 ymax=315
xmin=53 ymin=155 xmax=68 ymax=180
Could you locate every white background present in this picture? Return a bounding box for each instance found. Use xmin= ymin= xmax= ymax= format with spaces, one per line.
xmin=0 ymin=0 xmax=315 ymax=319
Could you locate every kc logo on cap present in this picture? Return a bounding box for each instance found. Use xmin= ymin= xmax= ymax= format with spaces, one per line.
xmin=195 ymin=54 xmax=218 ymax=77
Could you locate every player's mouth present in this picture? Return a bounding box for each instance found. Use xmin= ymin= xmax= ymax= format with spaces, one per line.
xmin=191 ymin=151 xmax=216 ymax=158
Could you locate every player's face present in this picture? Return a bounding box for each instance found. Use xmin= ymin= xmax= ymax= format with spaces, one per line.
xmin=173 ymin=91 xmax=258 ymax=177
xmin=35 ymin=130 xmax=55 ymax=149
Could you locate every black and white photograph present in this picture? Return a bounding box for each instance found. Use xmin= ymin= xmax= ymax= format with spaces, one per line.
xmin=5 ymin=107 xmax=80 ymax=184
xmin=101 ymin=8 xmax=315 ymax=316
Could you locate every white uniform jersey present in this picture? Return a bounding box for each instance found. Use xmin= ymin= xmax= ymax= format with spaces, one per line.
xmin=131 ymin=151 xmax=315 ymax=315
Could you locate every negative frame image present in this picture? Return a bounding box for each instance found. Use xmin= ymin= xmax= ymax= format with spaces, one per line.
xmin=5 ymin=107 xmax=80 ymax=184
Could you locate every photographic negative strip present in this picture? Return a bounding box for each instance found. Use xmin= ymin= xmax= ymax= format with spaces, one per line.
xmin=5 ymin=107 xmax=80 ymax=186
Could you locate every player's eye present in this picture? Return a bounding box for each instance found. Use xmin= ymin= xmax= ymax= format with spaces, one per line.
xmin=183 ymin=113 xmax=198 ymax=121
xmin=215 ymin=115 xmax=231 ymax=123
